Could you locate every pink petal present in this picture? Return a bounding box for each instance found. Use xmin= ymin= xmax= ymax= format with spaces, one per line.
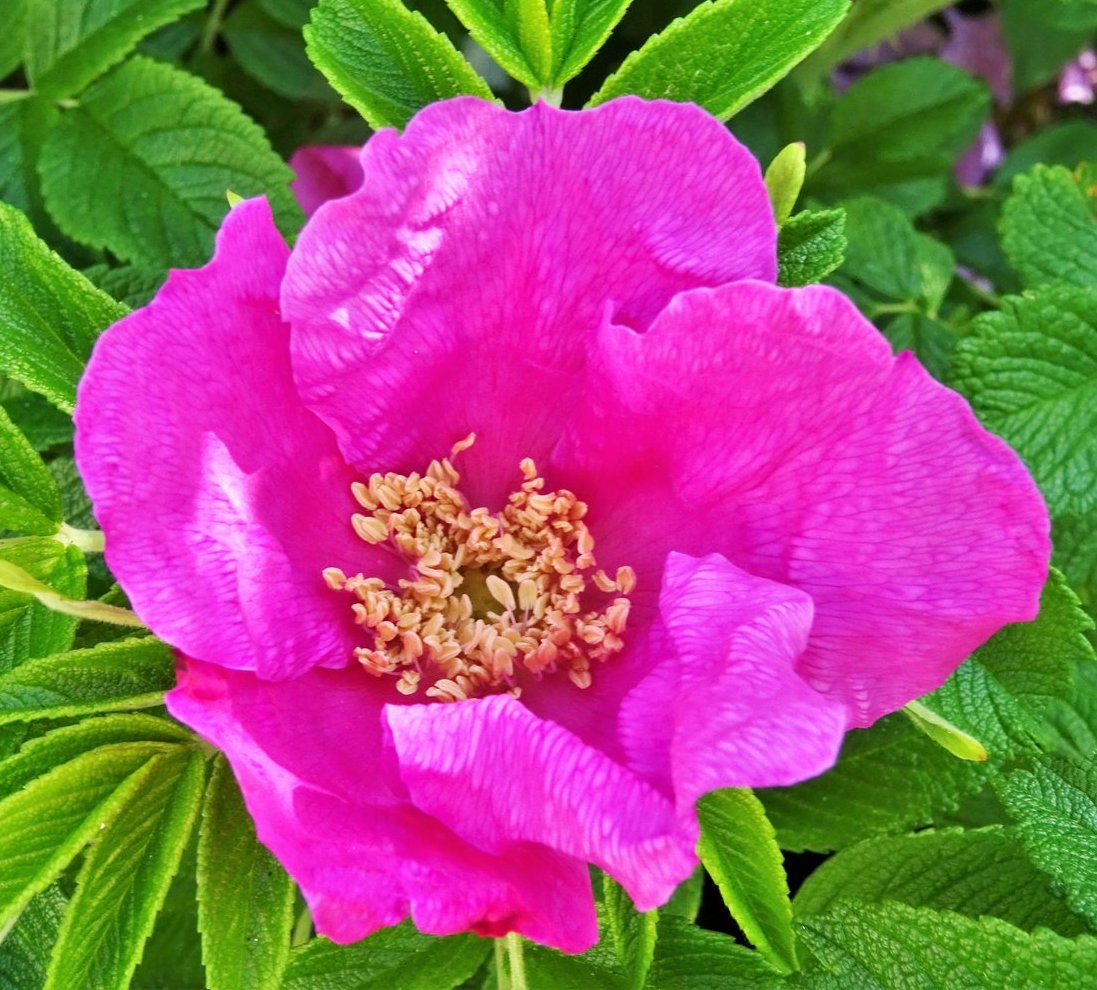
xmin=282 ymin=96 xmax=776 ymax=506
xmin=289 ymin=145 xmax=364 ymax=217
xmin=620 ymin=552 xmax=848 ymax=805
xmin=560 ymin=282 xmax=1049 ymax=725
xmin=167 ymin=658 xmax=598 ymax=951
xmin=385 ymin=694 xmax=696 ymax=912
xmin=75 ymin=198 xmax=376 ymax=680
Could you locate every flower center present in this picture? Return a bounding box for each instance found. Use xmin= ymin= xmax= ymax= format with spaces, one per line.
xmin=323 ymin=435 xmax=634 ymax=702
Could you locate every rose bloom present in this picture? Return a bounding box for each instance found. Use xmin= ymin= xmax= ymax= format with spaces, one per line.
xmin=75 ymin=98 xmax=1048 ymax=952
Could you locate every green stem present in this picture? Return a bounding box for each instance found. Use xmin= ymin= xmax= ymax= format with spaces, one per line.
xmin=529 ymin=86 xmax=563 ymax=108
xmin=495 ymin=933 xmax=528 ymax=990
xmin=0 ymin=559 xmax=145 ymax=627
xmin=199 ymin=0 xmax=231 ymax=54
xmin=56 ymin=523 xmax=105 ymax=553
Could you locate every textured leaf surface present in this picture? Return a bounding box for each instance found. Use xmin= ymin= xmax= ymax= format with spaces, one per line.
xmin=0 ymin=540 xmax=84 ymax=674
xmin=0 ymin=403 xmax=62 ymax=535
xmin=198 ymin=757 xmax=295 ymax=990
xmin=1000 ymin=165 xmax=1097 ymax=290
xmin=0 ymin=885 xmax=66 ymax=990
xmin=600 ymin=876 xmax=657 ymax=988
xmin=761 ymin=714 xmax=991 ymax=852
xmin=794 ymin=826 xmax=1084 ymax=935
xmin=777 ymin=208 xmax=846 ymax=287
xmin=305 ymin=0 xmax=493 ymax=131
xmin=645 ymin=917 xmax=784 ymax=990
xmin=797 ymin=901 xmax=1097 ymax=987
xmin=697 ymin=789 xmax=797 ymax=973
xmin=0 ymin=742 xmax=173 ymax=928
xmin=0 ymin=714 xmax=192 ymax=802
xmin=811 ymin=59 xmax=988 ymax=214
xmin=44 ymin=748 xmax=205 ymax=990
xmin=952 ymin=287 xmax=1097 ymax=516
xmin=40 ymin=56 xmax=301 ymax=268
xmin=926 ymin=571 xmax=1092 ymax=758
xmin=0 ymin=202 xmax=126 ymax=411
xmin=1000 ymin=755 xmax=1097 ymax=928
xmin=0 ymin=636 xmax=174 ymax=724
xmin=25 ymin=0 xmax=205 ymax=98
xmin=589 ymin=0 xmax=849 ymax=120
xmin=763 ymin=574 xmax=1088 ymax=850
xmin=282 ymin=923 xmax=490 ymax=989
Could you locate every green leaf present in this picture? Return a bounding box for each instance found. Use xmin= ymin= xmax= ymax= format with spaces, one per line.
xmin=282 ymin=923 xmax=490 ymax=990
xmin=0 ymin=0 xmax=28 ymax=77
xmin=794 ymin=826 xmax=1085 ymax=936
xmin=224 ymin=1 xmax=336 ymax=101
xmin=879 ymin=313 xmax=956 ymax=381
xmin=925 ymin=571 xmax=1093 ymax=758
xmin=0 ymin=201 xmax=127 ymax=412
xmin=1003 ymin=0 xmax=1097 ymax=92
xmin=548 ymin=0 xmax=634 ymax=87
xmin=951 ymin=287 xmax=1097 ymax=516
xmin=763 ymin=572 xmax=1091 ymax=850
xmin=445 ymin=0 xmax=631 ymax=91
xmin=1 ymin=388 xmax=73 ymax=453
xmin=39 ymin=56 xmax=302 ymax=269
xmin=810 ymin=59 xmax=989 ymax=215
xmin=0 ymin=636 xmax=174 ymax=725
xmin=0 ymin=96 xmax=58 ymax=231
xmin=797 ymin=901 xmax=1097 ymax=987
xmin=662 ymin=867 xmax=704 ymax=922
xmin=1000 ymin=165 xmax=1097 ymax=290
xmin=43 ymin=748 xmax=206 ymax=990
xmin=1046 ymin=645 xmax=1097 ymax=760
xmin=0 ymin=885 xmax=66 ymax=990
xmin=25 ymin=0 xmax=205 ymax=99
xmin=697 ymin=789 xmax=797 ymax=973
xmin=992 ymin=121 xmax=1097 ymax=190
xmin=838 ymin=197 xmax=954 ymax=309
xmin=795 ymin=0 xmax=950 ymax=83
xmin=131 ymin=835 xmax=205 ymax=990
xmin=999 ymin=754 xmax=1097 ymax=929
xmin=0 ymin=741 xmax=177 ymax=929
xmin=0 ymin=540 xmax=85 ymax=674
xmin=761 ymin=713 xmax=992 ymax=853
xmin=0 ymin=404 xmax=62 ymax=535
xmin=82 ymin=263 xmax=165 ymax=309
xmin=589 ymin=0 xmax=849 ymax=121
xmin=776 ymin=208 xmax=846 ymax=287
xmin=644 ymin=917 xmax=784 ymax=990
xmin=600 ymin=876 xmax=657 ymax=989
xmin=305 ymin=0 xmax=494 ymax=131
xmin=0 ymin=714 xmax=193 ymax=803
xmin=198 ymin=756 xmax=295 ymax=990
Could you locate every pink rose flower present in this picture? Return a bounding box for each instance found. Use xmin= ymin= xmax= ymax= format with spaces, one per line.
xmin=74 ymin=98 xmax=1049 ymax=952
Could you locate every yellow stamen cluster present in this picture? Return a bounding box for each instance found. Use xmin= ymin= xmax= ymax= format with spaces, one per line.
xmin=323 ymin=435 xmax=634 ymax=702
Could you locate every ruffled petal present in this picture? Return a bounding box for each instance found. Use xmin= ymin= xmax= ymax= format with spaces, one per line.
xmin=560 ymin=282 xmax=1049 ymax=725
xmin=75 ymin=198 xmax=375 ymax=680
xmin=617 ymin=552 xmax=847 ymax=805
xmin=282 ymin=96 xmax=775 ymax=505
xmin=289 ymin=145 xmax=364 ymax=217
xmin=385 ymin=694 xmax=696 ymax=912
xmin=166 ymin=658 xmax=598 ymax=952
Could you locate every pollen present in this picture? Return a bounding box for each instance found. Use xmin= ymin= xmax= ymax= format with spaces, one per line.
xmin=324 ymin=435 xmax=634 ymax=702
